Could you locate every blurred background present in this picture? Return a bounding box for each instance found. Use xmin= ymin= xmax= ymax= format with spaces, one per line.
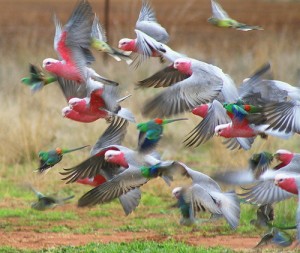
xmin=1 ymin=0 xmax=300 ymax=191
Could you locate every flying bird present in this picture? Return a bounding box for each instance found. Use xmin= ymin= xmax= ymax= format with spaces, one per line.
xmin=21 ymin=64 xmax=57 ymax=92
xmin=28 ymin=185 xmax=74 ymax=211
xmin=208 ymin=0 xmax=263 ymax=31
xmin=136 ymin=117 xmax=188 ymax=152
xmin=118 ymin=0 xmax=169 ymax=67
xmin=60 ymin=117 xmax=141 ymax=215
xmin=37 ymin=145 xmax=89 ymax=174
xmin=43 ymin=1 xmax=118 ymax=86
xmin=90 ymin=15 xmax=132 ymax=64
xmin=172 ymin=162 xmax=240 ymax=229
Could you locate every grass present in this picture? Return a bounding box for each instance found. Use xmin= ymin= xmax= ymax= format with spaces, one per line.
xmin=0 ymin=241 xmax=236 ymax=253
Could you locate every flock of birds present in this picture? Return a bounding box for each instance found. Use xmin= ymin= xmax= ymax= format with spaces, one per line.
xmin=20 ymin=0 xmax=300 ymax=249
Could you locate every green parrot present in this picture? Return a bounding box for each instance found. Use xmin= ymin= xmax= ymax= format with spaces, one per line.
xmin=90 ymin=15 xmax=132 ymax=64
xmin=21 ymin=64 xmax=57 ymax=92
xmin=208 ymin=0 xmax=263 ymax=31
xmin=37 ymin=145 xmax=89 ymax=173
xmin=136 ymin=117 xmax=188 ymax=153
xmin=29 ymin=185 xmax=74 ymax=211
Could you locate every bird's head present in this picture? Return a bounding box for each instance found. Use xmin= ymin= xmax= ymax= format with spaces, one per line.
xmin=274 ymin=149 xmax=293 ymax=163
xmin=62 ymin=107 xmax=72 ymax=117
xmin=118 ymin=38 xmax=135 ymax=51
xmin=42 ymin=58 xmax=59 ymax=71
xmin=274 ymin=173 xmax=299 ymax=195
xmin=68 ymin=98 xmax=84 ymax=109
xmin=104 ymin=150 xmax=128 ymax=168
xmin=192 ymin=104 xmax=209 ymax=118
xmin=173 ymin=58 xmax=192 ymax=75
xmin=172 ymin=187 xmax=182 ymax=199
xmin=214 ymin=124 xmax=229 ymax=137
xmin=55 ymin=148 xmax=62 ymax=155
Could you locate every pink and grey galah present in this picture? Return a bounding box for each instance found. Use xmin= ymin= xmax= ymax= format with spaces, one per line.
xmin=43 ymin=1 xmax=118 ymax=86
xmin=118 ymin=0 xmax=169 ymax=67
xmin=142 ymin=57 xmax=234 ymax=118
xmin=239 ymin=150 xmax=300 ymax=205
xmin=61 ymin=117 xmax=141 ymax=215
xmin=274 ymin=173 xmax=300 ymax=243
xmin=60 ymin=77 xmax=135 ymax=123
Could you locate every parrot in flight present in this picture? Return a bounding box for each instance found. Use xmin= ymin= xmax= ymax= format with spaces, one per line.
xmin=37 ymin=145 xmax=89 ymax=173
xmin=208 ymin=0 xmax=263 ymax=31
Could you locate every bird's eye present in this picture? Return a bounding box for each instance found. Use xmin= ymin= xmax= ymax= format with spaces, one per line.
xmin=279 ymin=179 xmax=283 ymax=182
xmin=46 ymin=61 xmax=51 ymax=65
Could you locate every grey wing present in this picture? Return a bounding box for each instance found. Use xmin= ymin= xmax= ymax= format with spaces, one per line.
xmin=56 ymin=77 xmax=87 ymax=102
xmin=239 ymin=180 xmax=294 ymax=205
xmin=60 ymin=154 xmax=120 ymax=183
xmin=137 ymin=0 xmax=156 ymax=23
xmin=262 ymin=101 xmax=300 ymax=134
xmin=65 ymin=1 xmax=94 ymax=74
xmin=53 ymin=14 xmax=62 ymax=54
xmin=118 ymin=188 xmax=142 ymax=216
xmin=184 ymin=100 xmax=229 ymax=147
xmin=212 ymin=170 xmax=256 ymax=185
xmin=131 ymin=29 xmax=165 ymax=68
xmin=211 ymin=0 xmax=229 ymax=19
xmin=137 ymin=65 xmax=190 ymax=89
xmin=78 ymin=167 xmax=149 ymax=207
xmin=222 ymin=137 xmax=255 ymax=151
xmin=136 ymin=1 xmax=169 ymax=42
xmin=240 ymin=80 xmax=288 ymax=105
xmin=101 ymin=85 xmax=120 ymax=113
xmin=91 ymin=15 xmax=107 ymax=42
xmin=142 ymin=74 xmax=222 ymax=118
xmin=189 ymin=185 xmax=223 ymax=215
xmin=90 ymin=118 xmax=129 ymax=156
xmin=158 ymin=161 xmax=190 ymax=185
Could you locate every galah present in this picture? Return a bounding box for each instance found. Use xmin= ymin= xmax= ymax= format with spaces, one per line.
xmin=77 ymin=160 xmax=187 ymax=207
xmin=137 ymin=117 xmax=188 ymax=152
xmin=61 ymin=117 xmax=141 ymax=215
xmin=142 ymin=57 xmax=228 ymax=118
xmin=21 ymin=64 xmax=57 ymax=92
xmin=90 ymin=15 xmax=132 ymax=64
xmin=62 ymin=106 xmax=103 ymax=123
xmin=43 ymin=1 xmax=117 ymax=86
xmin=214 ymin=102 xmax=293 ymax=140
xmin=28 ymin=185 xmax=74 ymax=211
xmin=172 ymin=162 xmax=240 ymax=229
xmin=62 ymin=77 xmax=135 ymax=123
xmin=184 ymin=62 xmax=282 ymax=150
xmin=208 ymin=0 xmax=263 ymax=31
xmin=238 ymin=150 xmax=299 ymax=205
xmin=274 ymin=174 xmax=300 ymax=244
xmin=118 ymin=0 xmax=169 ymax=67
xmin=37 ymin=145 xmax=89 ymax=174
xmin=184 ymin=101 xmax=255 ymax=150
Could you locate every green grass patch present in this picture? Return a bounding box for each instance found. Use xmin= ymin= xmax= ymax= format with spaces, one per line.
xmin=0 ymin=241 xmax=236 ymax=253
